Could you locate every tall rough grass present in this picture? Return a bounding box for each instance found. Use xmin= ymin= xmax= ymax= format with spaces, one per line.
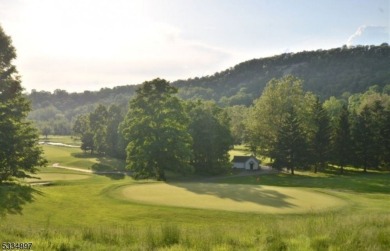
xmin=1 ymin=212 xmax=389 ymax=250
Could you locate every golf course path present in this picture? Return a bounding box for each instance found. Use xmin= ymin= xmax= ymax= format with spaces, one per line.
xmin=52 ymin=163 xmax=132 ymax=175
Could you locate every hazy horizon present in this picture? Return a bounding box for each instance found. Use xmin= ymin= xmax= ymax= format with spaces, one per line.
xmin=1 ymin=0 xmax=389 ymax=93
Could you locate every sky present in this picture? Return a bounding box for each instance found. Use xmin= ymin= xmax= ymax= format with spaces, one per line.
xmin=0 ymin=0 xmax=389 ymax=93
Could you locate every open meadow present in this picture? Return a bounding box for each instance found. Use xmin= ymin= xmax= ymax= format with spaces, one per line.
xmin=0 ymin=140 xmax=389 ymax=250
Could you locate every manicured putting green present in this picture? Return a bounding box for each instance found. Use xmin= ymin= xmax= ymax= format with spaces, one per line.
xmin=118 ymin=182 xmax=346 ymax=214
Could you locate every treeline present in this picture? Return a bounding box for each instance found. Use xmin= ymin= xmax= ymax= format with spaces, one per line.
xmin=74 ymin=79 xmax=233 ymax=180
xmin=74 ymin=77 xmax=389 ymax=179
xmin=243 ymin=76 xmax=390 ymax=174
xmin=27 ymin=44 xmax=390 ymax=135
xmin=28 ymin=86 xmax=137 ymax=135
xmin=175 ymin=43 xmax=390 ymax=105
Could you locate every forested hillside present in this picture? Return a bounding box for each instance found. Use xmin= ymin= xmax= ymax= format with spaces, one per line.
xmin=27 ymin=44 xmax=390 ymax=134
xmin=175 ymin=43 xmax=390 ymax=105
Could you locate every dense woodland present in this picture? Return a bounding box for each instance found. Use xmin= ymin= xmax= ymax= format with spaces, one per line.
xmin=28 ymin=44 xmax=390 ymax=135
xmin=25 ymin=44 xmax=390 ymax=179
xmin=2 ymin=20 xmax=390 ymax=180
xmin=72 ymin=77 xmax=390 ymax=179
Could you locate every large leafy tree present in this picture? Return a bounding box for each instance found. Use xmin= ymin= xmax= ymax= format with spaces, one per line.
xmin=89 ymin=104 xmax=108 ymax=154
xmin=187 ymin=101 xmax=234 ymax=175
xmin=73 ymin=114 xmax=94 ymax=154
xmin=246 ymin=75 xmax=314 ymax=159
xmin=0 ymin=26 xmax=46 ymax=183
xmin=121 ymin=79 xmax=193 ymax=181
xmin=106 ymin=104 xmax=125 ymax=158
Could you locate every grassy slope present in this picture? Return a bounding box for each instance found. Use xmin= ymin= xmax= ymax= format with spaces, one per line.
xmin=0 ymin=142 xmax=389 ymax=250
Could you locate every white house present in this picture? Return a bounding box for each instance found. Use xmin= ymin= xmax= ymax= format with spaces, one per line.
xmin=232 ymin=156 xmax=260 ymax=170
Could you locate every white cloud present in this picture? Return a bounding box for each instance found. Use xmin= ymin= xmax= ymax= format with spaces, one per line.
xmin=347 ymin=25 xmax=389 ymax=46
xmin=2 ymin=0 xmax=237 ymax=92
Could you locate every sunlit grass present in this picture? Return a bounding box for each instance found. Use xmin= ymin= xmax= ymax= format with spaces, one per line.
xmin=0 ymin=142 xmax=389 ymax=249
xmin=42 ymin=145 xmax=98 ymax=169
xmin=39 ymin=135 xmax=81 ymax=146
xmin=115 ymin=182 xmax=347 ymax=214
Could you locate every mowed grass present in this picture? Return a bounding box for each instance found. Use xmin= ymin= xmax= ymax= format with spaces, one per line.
xmin=40 ymin=135 xmax=81 ymax=146
xmin=116 ymin=182 xmax=346 ymax=214
xmin=42 ymin=145 xmax=99 ymax=169
xmin=0 ymin=141 xmax=389 ymax=250
xmin=24 ymin=166 xmax=91 ymax=184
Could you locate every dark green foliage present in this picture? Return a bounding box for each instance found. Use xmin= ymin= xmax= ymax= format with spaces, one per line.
xmin=331 ymin=105 xmax=352 ymax=173
xmin=89 ymin=104 xmax=108 ymax=154
xmin=174 ymin=44 xmax=390 ymax=105
xmin=380 ymin=109 xmax=390 ymax=168
xmin=106 ymin=105 xmax=125 ymax=158
xmin=187 ymin=101 xmax=234 ymax=175
xmin=272 ymin=106 xmax=308 ymax=174
xmin=27 ymin=45 xmax=390 ymax=133
xmin=73 ymin=115 xmax=94 ymax=154
xmin=351 ymin=106 xmax=377 ymax=172
xmin=0 ymin=25 xmax=46 ymax=183
xmin=121 ymin=79 xmax=193 ymax=181
xmin=225 ymin=105 xmax=249 ymax=144
xmin=73 ymin=105 xmax=126 ymax=158
xmin=309 ymin=97 xmax=331 ymax=172
xmin=247 ymin=76 xmax=314 ymax=160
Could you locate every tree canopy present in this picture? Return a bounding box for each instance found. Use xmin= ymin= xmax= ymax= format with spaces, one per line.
xmin=121 ymin=79 xmax=193 ymax=181
xmin=0 ymin=26 xmax=46 ymax=183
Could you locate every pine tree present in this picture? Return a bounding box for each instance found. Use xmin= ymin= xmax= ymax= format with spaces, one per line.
xmin=332 ymin=105 xmax=351 ymax=174
xmin=272 ymin=106 xmax=307 ymax=175
xmin=310 ymin=97 xmax=330 ymax=173
xmin=351 ymin=106 xmax=376 ymax=172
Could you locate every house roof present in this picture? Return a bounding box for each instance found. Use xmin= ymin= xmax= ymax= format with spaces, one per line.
xmin=232 ymin=156 xmax=259 ymax=163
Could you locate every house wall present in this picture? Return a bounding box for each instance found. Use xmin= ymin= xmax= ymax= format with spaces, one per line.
xmin=232 ymin=157 xmax=260 ymax=170
xmin=244 ymin=159 xmax=259 ymax=170
xmin=232 ymin=162 xmax=245 ymax=169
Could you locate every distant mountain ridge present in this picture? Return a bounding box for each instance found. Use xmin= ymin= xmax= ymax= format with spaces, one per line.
xmin=173 ymin=43 xmax=390 ymax=105
xmin=28 ymin=44 xmax=390 ymax=134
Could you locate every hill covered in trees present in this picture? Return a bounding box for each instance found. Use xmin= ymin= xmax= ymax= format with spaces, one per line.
xmin=28 ymin=44 xmax=390 ymax=134
xmin=175 ymin=43 xmax=390 ymax=106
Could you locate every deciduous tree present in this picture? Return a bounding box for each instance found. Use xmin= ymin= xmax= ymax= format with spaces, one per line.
xmin=187 ymin=101 xmax=233 ymax=174
xmin=121 ymin=79 xmax=193 ymax=180
xmin=0 ymin=26 xmax=46 ymax=183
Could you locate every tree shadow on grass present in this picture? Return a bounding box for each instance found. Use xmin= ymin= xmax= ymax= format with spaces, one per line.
xmin=170 ymin=182 xmax=296 ymax=209
xmin=0 ymin=183 xmax=43 ymax=217
xmin=221 ymin=171 xmax=390 ymax=194
xmin=91 ymin=163 xmax=126 ymax=180
xmin=71 ymin=152 xmax=99 ymax=159
xmin=70 ymin=152 xmax=128 ymax=180
xmin=91 ymin=157 xmax=128 ymax=180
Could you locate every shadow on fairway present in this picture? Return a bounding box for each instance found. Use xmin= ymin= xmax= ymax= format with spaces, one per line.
xmin=0 ymin=183 xmax=43 ymax=216
xmin=170 ymin=182 xmax=296 ymax=208
xmin=220 ymin=172 xmax=390 ymax=194
xmin=71 ymin=152 xmax=127 ymax=180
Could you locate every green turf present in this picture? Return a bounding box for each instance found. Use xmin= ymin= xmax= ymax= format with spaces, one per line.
xmin=0 ymin=142 xmax=389 ymax=250
xmin=40 ymin=135 xmax=81 ymax=146
xmin=116 ymin=182 xmax=346 ymax=213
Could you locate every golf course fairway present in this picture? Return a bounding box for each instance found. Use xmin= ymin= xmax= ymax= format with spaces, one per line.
xmin=116 ymin=182 xmax=347 ymax=214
